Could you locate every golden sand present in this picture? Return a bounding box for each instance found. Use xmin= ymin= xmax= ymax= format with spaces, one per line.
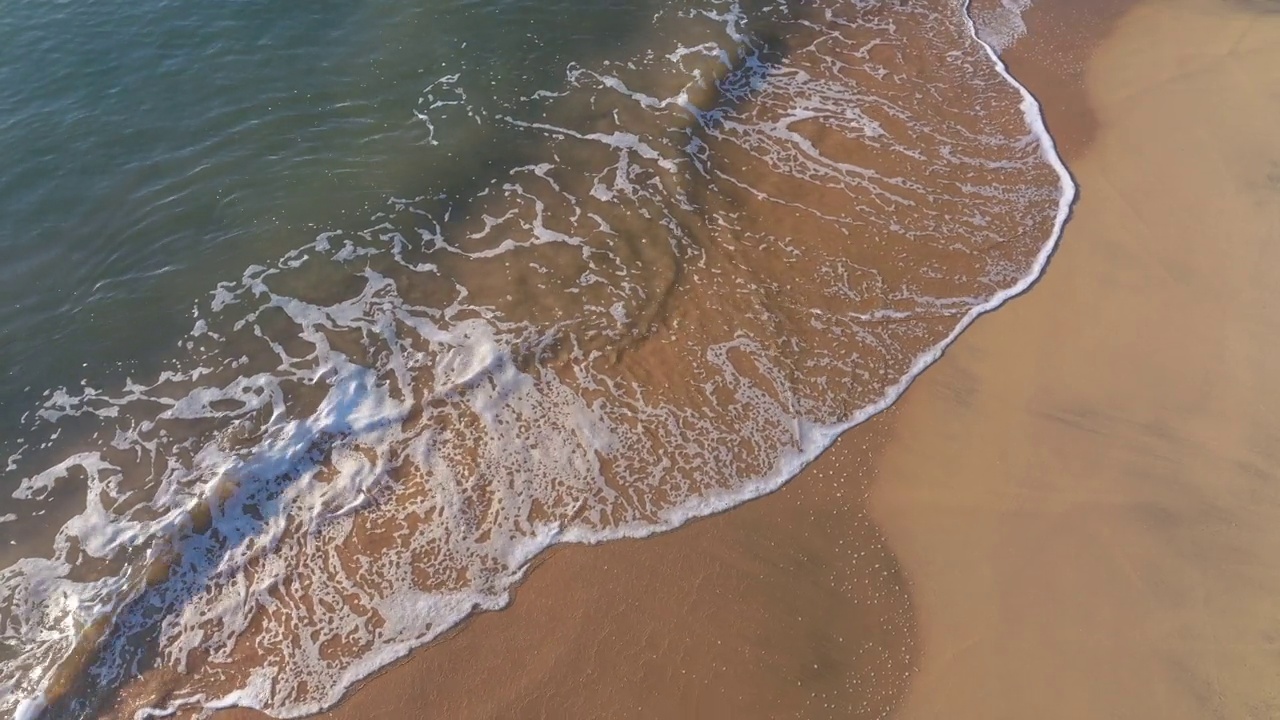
xmin=201 ymin=0 xmax=1280 ymax=717
xmin=874 ymin=0 xmax=1280 ymax=716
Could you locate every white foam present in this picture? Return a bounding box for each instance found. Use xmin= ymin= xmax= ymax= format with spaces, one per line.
xmin=13 ymin=693 xmax=47 ymax=720
xmin=973 ymin=0 xmax=1035 ymax=52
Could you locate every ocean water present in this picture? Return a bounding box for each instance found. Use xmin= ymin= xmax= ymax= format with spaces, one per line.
xmin=0 ymin=0 xmax=1061 ymax=717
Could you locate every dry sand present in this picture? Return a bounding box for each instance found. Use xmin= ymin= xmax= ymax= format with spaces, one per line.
xmin=208 ymin=0 xmax=1280 ymax=717
xmin=874 ymin=0 xmax=1280 ymax=717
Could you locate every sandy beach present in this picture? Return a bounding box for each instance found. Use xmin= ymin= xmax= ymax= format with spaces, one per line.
xmin=195 ymin=0 xmax=1280 ymax=718
xmin=876 ymin=1 xmax=1280 ymax=716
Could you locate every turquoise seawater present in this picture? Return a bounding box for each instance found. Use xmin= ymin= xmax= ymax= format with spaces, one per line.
xmin=0 ymin=0 xmax=653 ymax=437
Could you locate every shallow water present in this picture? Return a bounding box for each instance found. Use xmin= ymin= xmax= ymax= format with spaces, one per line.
xmin=0 ymin=0 xmax=657 ymax=435
xmin=0 ymin=0 xmax=1062 ymax=717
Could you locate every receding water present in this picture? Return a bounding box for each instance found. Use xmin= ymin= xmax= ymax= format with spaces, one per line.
xmin=0 ymin=0 xmax=1067 ymax=717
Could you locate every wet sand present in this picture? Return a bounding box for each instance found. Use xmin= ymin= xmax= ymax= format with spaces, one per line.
xmin=202 ymin=0 xmax=1280 ymax=718
xmin=195 ymin=424 xmax=914 ymax=720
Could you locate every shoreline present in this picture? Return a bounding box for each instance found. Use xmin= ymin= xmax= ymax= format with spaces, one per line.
xmin=215 ymin=2 xmax=1104 ymax=718
xmin=102 ymin=0 xmax=1280 ymax=716
xmin=21 ymin=1 xmax=1069 ymax=717
xmin=200 ymin=2 xmax=1126 ymax=718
